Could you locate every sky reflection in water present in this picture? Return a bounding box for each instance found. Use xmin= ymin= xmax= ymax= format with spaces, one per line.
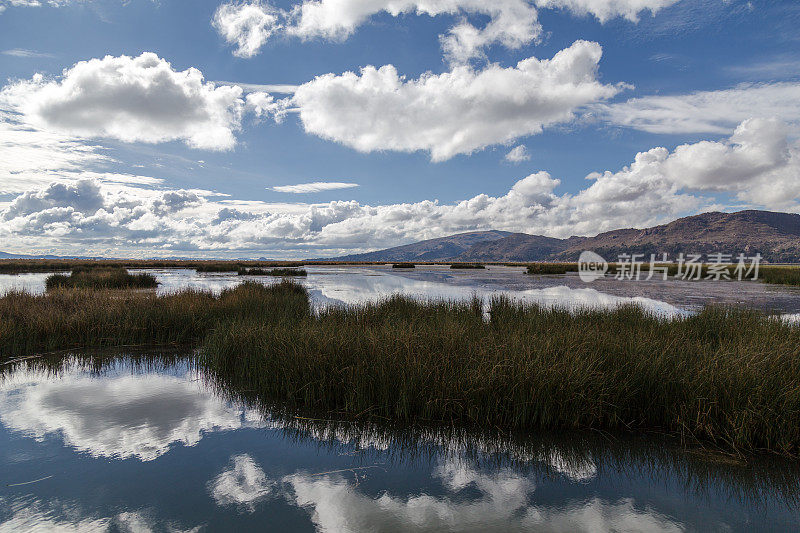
xmin=5 ymin=264 xmax=800 ymax=317
xmin=1 ymin=356 xmax=799 ymax=532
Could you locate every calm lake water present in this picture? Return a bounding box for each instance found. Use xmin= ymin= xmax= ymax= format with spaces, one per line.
xmin=1 ymin=353 xmax=799 ymax=532
xmin=3 ymin=267 xmax=800 ymax=530
xmin=3 ymin=264 xmax=800 ymax=316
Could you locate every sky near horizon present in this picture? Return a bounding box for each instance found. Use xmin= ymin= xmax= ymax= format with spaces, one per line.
xmin=0 ymin=0 xmax=798 ymax=258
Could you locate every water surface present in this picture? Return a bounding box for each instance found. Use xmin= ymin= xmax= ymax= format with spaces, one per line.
xmin=3 ymin=265 xmax=800 ymax=316
xmin=1 ymin=353 xmax=799 ymax=532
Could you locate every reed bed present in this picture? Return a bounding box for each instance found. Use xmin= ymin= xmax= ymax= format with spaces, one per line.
xmin=196 ymin=264 xmax=240 ymax=273
xmin=3 ymin=282 xmax=800 ymax=455
xmin=526 ymin=263 xmax=579 ymax=275
xmin=238 ymin=267 xmax=307 ymax=276
xmin=45 ymin=267 xmax=158 ymax=290
xmin=0 ymin=259 xmax=391 ymax=274
xmin=759 ymin=266 xmax=800 ymax=286
xmin=0 ymin=281 xmax=309 ymax=358
xmin=202 ymin=291 xmax=800 ymax=456
xmin=450 ymin=263 xmax=485 ymax=269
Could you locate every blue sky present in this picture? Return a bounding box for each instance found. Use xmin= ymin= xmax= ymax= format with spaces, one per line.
xmin=0 ymin=0 xmax=798 ymax=258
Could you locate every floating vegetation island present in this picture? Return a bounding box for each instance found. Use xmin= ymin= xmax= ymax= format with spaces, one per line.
xmin=238 ymin=268 xmax=307 ymax=277
xmin=45 ymin=267 xmax=158 ymax=290
xmin=450 ymin=263 xmax=485 ymax=269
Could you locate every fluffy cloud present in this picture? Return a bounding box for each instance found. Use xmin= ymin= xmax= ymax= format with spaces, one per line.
xmin=292 ymin=41 xmax=623 ymax=161
xmin=0 ymin=365 xmax=264 ymax=461
xmin=245 ymin=91 xmax=291 ymax=122
xmin=595 ymin=82 xmax=800 ymax=135
xmin=283 ymin=460 xmax=683 ymax=532
xmin=290 ymin=0 xmax=542 ymax=65
xmin=505 ymin=145 xmax=531 ymax=163
xmin=1 ymin=118 xmax=796 ymax=257
xmin=576 ymin=118 xmax=799 ymax=211
xmin=213 ymin=1 xmax=283 ymax=58
xmin=1 ymin=53 xmax=247 ymax=150
xmin=271 ymin=182 xmax=359 ymax=193
xmin=214 ymin=0 xmax=679 ymax=62
xmin=209 ymin=455 xmax=274 ymax=512
xmin=215 ymin=0 xmax=542 ymax=64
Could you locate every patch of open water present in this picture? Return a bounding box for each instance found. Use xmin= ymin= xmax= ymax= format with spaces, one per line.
xmin=1 ymin=352 xmax=799 ymax=532
xmin=3 ymin=265 xmax=800 ymax=317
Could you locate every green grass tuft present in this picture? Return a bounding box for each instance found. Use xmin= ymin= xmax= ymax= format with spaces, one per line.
xmin=238 ymin=268 xmax=307 ymax=277
xmin=527 ymin=263 xmax=579 ymax=275
xmin=45 ymin=267 xmax=158 ymax=290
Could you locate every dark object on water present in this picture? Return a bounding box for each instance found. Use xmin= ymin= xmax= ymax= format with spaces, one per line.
xmin=238 ymin=268 xmax=308 ymax=277
xmin=450 ymin=263 xmax=485 ymax=269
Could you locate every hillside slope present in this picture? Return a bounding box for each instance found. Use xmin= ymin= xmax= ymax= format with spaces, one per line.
xmin=553 ymin=210 xmax=800 ymax=262
xmin=330 ymin=231 xmax=514 ymax=262
xmin=327 ymin=211 xmax=800 ymax=263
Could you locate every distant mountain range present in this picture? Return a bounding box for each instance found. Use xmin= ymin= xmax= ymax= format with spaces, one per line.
xmin=5 ymin=210 xmax=800 ymax=263
xmin=331 ymin=230 xmax=514 ymax=262
xmin=328 ymin=210 xmax=800 ymax=263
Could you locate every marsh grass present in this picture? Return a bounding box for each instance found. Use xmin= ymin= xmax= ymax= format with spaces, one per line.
xmin=0 ymin=259 xmax=389 ymax=275
xmin=0 ymin=281 xmax=309 ymax=358
xmin=526 ymin=263 xmax=578 ymax=275
xmin=759 ymin=266 xmax=800 ymax=286
xmin=202 ymin=293 xmax=800 ymax=456
xmin=196 ymin=264 xmax=240 ymax=273
xmin=45 ymin=267 xmax=158 ymax=290
xmin=4 ymin=282 xmax=800 ymax=455
xmin=450 ymin=263 xmax=486 ymax=269
xmin=238 ymin=268 xmax=307 ymax=276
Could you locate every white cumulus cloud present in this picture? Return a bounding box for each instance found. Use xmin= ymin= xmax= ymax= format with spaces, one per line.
xmin=1 ymin=53 xmax=248 ymax=150
xmin=213 ymin=0 xmax=680 ymax=62
xmin=1 ymin=119 xmax=796 ymax=258
xmin=505 ymin=145 xmax=531 ymax=163
xmin=0 ymin=365 xmax=264 ymax=461
xmin=213 ymin=1 xmax=283 ymax=58
xmin=291 ymin=40 xmax=624 ymax=161
xmin=209 ymin=455 xmax=274 ymax=512
xmin=283 ymin=459 xmax=683 ymax=532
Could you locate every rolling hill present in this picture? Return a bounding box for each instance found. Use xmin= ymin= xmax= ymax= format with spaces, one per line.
xmin=326 ymin=210 xmax=800 ymax=263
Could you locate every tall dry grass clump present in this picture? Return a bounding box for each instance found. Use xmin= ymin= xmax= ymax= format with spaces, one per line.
xmin=450 ymin=263 xmax=485 ymax=269
xmin=45 ymin=266 xmax=158 ymax=290
xmin=526 ymin=263 xmax=579 ymax=275
xmin=3 ymin=281 xmax=800 ymax=455
xmin=238 ymin=267 xmax=307 ymax=276
xmin=0 ymin=281 xmax=309 ymax=358
xmin=759 ymin=266 xmax=800 ymax=286
xmin=202 ymin=295 xmax=800 ymax=456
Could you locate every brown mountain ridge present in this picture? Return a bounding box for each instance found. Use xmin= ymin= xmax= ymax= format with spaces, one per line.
xmin=329 ymin=210 xmax=800 ymax=263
